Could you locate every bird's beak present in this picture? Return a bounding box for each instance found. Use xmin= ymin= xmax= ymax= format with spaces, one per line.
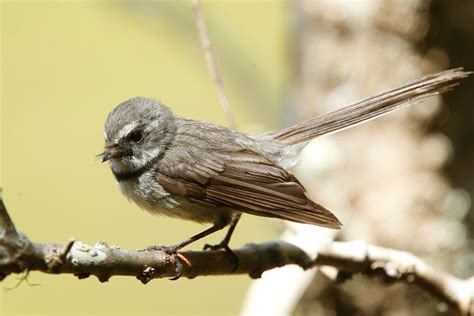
xmin=101 ymin=144 xmax=131 ymax=162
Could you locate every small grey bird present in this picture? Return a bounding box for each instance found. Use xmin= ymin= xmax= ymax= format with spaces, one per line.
xmin=101 ymin=69 xmax=468 ymax=260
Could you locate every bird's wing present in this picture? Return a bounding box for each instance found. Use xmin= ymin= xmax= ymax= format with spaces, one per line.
xmin=156 ymin=148 xmax=341 ymax=229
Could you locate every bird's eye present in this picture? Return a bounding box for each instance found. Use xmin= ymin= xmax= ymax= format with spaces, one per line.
xmin=128 ymin=130 xmax=143 ymax=143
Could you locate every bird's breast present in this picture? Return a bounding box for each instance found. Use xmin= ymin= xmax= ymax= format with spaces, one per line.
xmin=117 ymin=173 xmax=180 ymax=212
xmin=116 ymin=172 xmax=233 ymax=224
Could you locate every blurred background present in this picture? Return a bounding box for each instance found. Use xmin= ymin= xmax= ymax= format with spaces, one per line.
xmin=1 ymin=1 xmax=473 ymax=315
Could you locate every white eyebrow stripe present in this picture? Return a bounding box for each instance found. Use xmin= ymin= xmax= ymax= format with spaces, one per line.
xmin=145 ymin=120 xmax=159 ymax=131
xmin=116 ymin=121 xmax=138 ymax=141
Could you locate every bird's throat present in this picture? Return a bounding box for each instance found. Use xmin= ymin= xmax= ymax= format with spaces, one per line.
xmin=112 ymin=151 xmax=165 ymax=182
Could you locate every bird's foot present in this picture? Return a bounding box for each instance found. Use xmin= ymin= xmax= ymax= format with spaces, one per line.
xmin=145 ymin=245 xmax=183 ymax=280
xmin=203 ymin=242 xmax=239 ymax=272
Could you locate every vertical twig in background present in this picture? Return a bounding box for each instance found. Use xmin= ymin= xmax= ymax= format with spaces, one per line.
xmin=191 ymin=0 xmax=236 ymax=129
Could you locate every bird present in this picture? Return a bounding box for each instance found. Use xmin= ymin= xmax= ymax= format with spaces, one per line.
xmin=101 ymin=68 xmax=469 ymax=274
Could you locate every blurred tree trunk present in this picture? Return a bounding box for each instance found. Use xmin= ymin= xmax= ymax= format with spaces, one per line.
xmin=290 ymin=1 xmax=472 ymax=315
xmin=427 ymin=0 xmax=474 ymax=275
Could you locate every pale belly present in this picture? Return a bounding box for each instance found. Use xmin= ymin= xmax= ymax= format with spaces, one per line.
xmin=117 ymin=173 xmax=234 ymax=224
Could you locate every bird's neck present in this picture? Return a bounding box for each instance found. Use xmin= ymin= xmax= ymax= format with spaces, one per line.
xmin=112 ymin=152 xmax=164 ymax=182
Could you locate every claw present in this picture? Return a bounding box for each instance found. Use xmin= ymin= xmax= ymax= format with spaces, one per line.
xmin=145 ymin=245 xmax=183 ymax=280
xmin=203 ymin=243 xmax=215 ymax=251
xmin=203 ymin=243 xmax=239 ymax=272
xmin=169 ymin=259 xmax=184 ymax=280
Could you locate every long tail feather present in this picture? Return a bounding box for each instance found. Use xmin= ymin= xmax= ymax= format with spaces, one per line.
xmin=274 ymin=68 xmax=470 ymax=145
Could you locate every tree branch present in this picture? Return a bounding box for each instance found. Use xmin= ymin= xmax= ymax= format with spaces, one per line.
xmin=0 ymin=199 xmax=472 ymax=314
xmin=191 ymin=0 xmax=235 ymax=129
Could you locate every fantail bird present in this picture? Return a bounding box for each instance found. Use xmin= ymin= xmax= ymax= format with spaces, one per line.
xmin=101 ymin=69 xmax=469 ymax=273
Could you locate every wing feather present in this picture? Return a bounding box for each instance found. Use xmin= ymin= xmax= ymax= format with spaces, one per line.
xmin=156 ymin=147 xmax=341 ymax=229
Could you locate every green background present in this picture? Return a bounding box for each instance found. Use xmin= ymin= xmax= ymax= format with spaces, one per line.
xmin=1 ymin=1 xmax=290 ymax=315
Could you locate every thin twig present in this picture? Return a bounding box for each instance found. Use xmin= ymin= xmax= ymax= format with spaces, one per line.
xmin=0 ymin=189 xmax=18 ymax=238
xmin=191 ymin=0 xmax=235 ymax=129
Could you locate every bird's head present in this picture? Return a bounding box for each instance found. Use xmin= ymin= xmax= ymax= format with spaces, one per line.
xmin=102 ymin=97 xmax=175 ymax=177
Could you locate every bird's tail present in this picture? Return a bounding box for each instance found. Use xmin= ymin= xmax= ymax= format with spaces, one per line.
xmin=273 ymin=68 xmax=470 ymax=145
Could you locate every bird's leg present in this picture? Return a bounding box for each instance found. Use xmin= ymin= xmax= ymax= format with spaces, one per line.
xmin=146 ymin=220 xmax=228 ymax=280
xmin=203 ymin=214 xmax=241 ymax=271
xmin=204 ymin=214 xmax=240 ymax=250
